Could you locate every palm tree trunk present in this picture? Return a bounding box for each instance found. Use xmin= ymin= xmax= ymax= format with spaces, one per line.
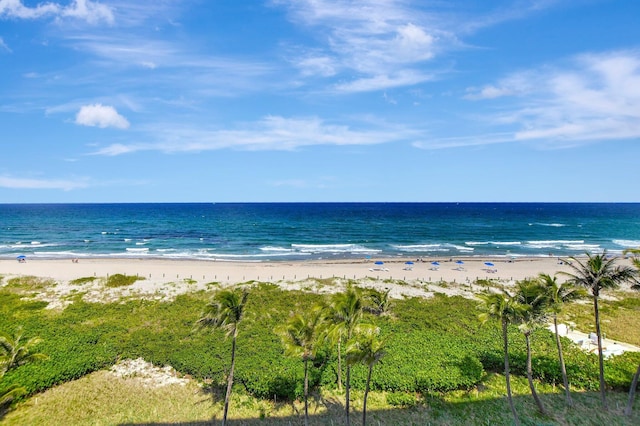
xmin=503 ymin=319 xmax=520 ymax=426
xmin=345 ymin=365 xmax=351 ymax=426
xmin=525 ymin=332 xmax=547 ymax=415
xmin=222 ymin=332 xmax=237 ymax=426
xmin=363 ymin=365 xmax=372 ymax=426
xmin=553 ymin=314 xmax=573 ymax=406
xmin=624 ymin=362 xmax=640 ymax=416
xmin=337 ymin=340 xmax=343 ymax=391
xmin=303 ymin=358 xmax=309 ymax=426
xmin=593 ymin=294 xmax=608 ymax=410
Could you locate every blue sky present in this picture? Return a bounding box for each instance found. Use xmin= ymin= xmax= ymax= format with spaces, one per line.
xmin=1 ymin=0 xmax=639 ymax=203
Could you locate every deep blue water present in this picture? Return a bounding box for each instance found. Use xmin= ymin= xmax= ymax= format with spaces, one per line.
xmin=1 ymin=203 xmax=639 ymax=261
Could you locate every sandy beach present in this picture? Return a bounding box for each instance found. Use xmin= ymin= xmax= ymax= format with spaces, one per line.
xmin=1 ymin=256 xmax=583 ymax=286
xmin=3 ymin=255 xmax=635 ymax=306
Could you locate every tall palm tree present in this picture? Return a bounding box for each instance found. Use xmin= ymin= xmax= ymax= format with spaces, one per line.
xmin=538 ymin=273 xmax=585 ymax=407
xmin=277 ymin=305 xmax=325 ymax=426
xmin=0 ymin=327 xmax=48 ymax=408
xmin=623 ymin=248 xmax=640 ymax=416
xmin=345 ymin=326 xmax=385 ymax=426
xmin=477 ymin=289 xmax=525 ymax=426
xmin=560 ymin=251 xmax=636 ymax=409
xmin=196 ymin=288 xmax=249 ymax=426
xmin=329 ymin=284 xmax=364 ymax=426
xmin=514 ymin=279 xmax=548 ymax=416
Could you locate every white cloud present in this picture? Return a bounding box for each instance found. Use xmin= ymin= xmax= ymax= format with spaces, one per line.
xmin=0 ymin=0 xmax=113 ymax=24
xmin=0 ymin=36 xmax=11 ymax=52
xmin=0 ymin=0 xmax=59 ymax=19
xmin=75 ymin=103 xmax=130 ymax=129
xmin=90 ymin=115 xmax=417 ymax=156
xmin=295 ymin=55 xmax=337 ymax=77
xmin=334 ymin=70 xmax=434 ymax=93
xmin=0 ymin=175 xmax=88 ymax=190
xmin=60 ymin=0 xmax=114 ymax=25
xmin=277 ymin=0 xmax=447 ymax=91
xmin=433 ymin=50 xmax=640 ymax=150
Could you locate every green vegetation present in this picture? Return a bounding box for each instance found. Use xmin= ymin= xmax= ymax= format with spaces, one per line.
xmin=69 ymin=276 xmax=97 ymax=285
xmin=561 ymin=252 xmax=637 ymax=409
xmin=4 ymin=276 xmax=55 ymax=292
xmin=104 ymin=273 xmax=145 ymax=288
xmin=0 ymin=277 xmax=639 ymax=424
xmin=1 ymin=326 xmax=48 ymax=411
xmin=196 ymin=288 xmax=249 ymax=426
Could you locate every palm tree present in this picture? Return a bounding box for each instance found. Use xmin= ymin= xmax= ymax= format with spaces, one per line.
xmin=538 ymin=273 xmax=585 ymax=407
xmin=477 ymin=289 xmax=525 ymax=426
xmin=196 ymin=288 xmax=249 ymax=426
xmin=345 ymin=326 xmax=385 ymax=426
xmin=277 ymin=305 xmax=325 ymax=426
xmin=560 ymin=251 xmax=636 ymax=409
xmin=623 ymin=248 xmax=640 ymax=416
xmin=329 ymin=284 xmax=364 ymax=426
xmin=514 ymin=279 xmax=548 ymax=416
xmin=0 ymin=327 xmax=48 ymax=408
xmin=364 ymin=288 xmax=391 ymax=316
xmin=0 ymin=327 xmax=48 ymax=374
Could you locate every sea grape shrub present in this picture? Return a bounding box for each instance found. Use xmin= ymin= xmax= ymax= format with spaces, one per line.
xmin=604 ymin=352 xmax=640 ymax=391
xmin=0 ymin=324 xmax=119 ymax=398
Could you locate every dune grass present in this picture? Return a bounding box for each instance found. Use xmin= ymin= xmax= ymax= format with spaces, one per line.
xmin=104 ymin=273 xmax=145 ymax=288
xmin=561 ymin=292 xmax=640 ymax=347
xmin=3 ymin=370 xmax=639 ymax=425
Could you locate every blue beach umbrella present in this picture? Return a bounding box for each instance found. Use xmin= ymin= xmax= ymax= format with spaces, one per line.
xmin=405 ymin=261 xmax=414 ymax=265
xmin=431 ymin=261 xmax=440 ymax=266
xmin=456 ymin=260 xmax=464 ymax=265
xmin=375 ymin=261 xmax=384 ymax=265
xmin=16 ymin=255 xmax=26 ymax=262
xmin=484 ymin=262 xmax=494 ymax=267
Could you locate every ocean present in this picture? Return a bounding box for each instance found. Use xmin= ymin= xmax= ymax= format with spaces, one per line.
xmin=1 ymin=203 xmax=639 ymax=261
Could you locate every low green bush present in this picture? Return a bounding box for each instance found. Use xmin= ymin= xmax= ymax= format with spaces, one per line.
xmin=69 ymin=276 xmax=97 ymax=285
xmin=105 ymin=274 xmax=145 ymax=288
xmin=1 ymin=281 xmax=638 ymax=408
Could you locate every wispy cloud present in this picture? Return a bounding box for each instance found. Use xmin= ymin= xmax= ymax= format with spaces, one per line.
xmin=277 ymin=0 xmax=451 ymax=92
xmin=0 ymin=175 xmax=88 ymax=190
xmin=428 ymin=49 xmax=640 ymax=149
xmin=0 ymin=0 xmax=114 ymax=24
xmin=276 ymin=0 xmax=562 ymax=93
xmin=90 ymin=115 xmax=418 ymax=156
xmin=0 ymin=36 xmax=11 ymax=52
xmin=75 ymin=103 xmax=130 ymax=129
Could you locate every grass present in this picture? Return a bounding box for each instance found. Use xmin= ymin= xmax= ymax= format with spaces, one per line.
xmin=69 ymin=276 xmax=97 ymax=285
xmin=3 ymin=276 xmax=56 ymax=293
xmin=561 ymin=291 xmax=640 ymax=347
xmin=104 ymin=273 xmax=145 ymax=288
xmin=3 ymin=370 xmax=639 ymax=425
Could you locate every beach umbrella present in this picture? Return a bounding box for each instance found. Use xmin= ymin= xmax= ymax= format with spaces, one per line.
xmin=16 ymin=255 xmax=26 ymax=262
xmin=484 ymin=262 xmax=494 ymax=267
xmin=455 ymin=260 xmax=464 ymax=265
xmin=405 ymin=261 xmax=414 ymax=265
xmin=431 ymin=261 xmax=440 ymax=266
xmin=375 ymin=261 xmax=384 ymax=265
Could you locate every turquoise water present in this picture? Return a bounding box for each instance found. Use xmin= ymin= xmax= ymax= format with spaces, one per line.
xmin=1 ymin=203 xmax=639 ymax=261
